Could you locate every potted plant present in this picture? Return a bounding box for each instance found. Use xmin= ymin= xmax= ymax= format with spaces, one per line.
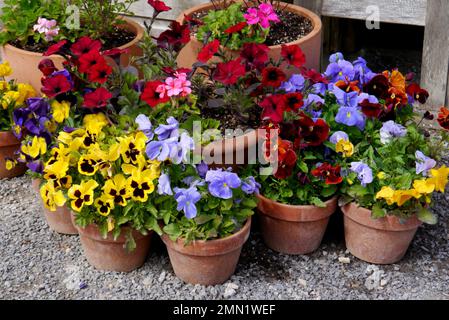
xmin=137 ymin=113 xmax=259 ymax=284
xmin=0 ymin=61 xmax=37 ymax=179
xmin=177 ymin=0 xmax=322 ymax=72
xmin=0 ymin=0 xmax=144 ymax=92
xmin=320 ymin=52 xmax=449 ymax=264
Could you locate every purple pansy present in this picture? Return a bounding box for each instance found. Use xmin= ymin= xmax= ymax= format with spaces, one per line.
xmin=353 ymin=57 xmax=376 ymax=85
xmin=158 ymin=172 xmax=173 ymax=195
xmin=196 ymin=161 xmax=209 ymax=178
xmin=170 ymin=132 xmax=195 ymax=164
xmin=280 ymin=74 xmax=305 ymax=93
xmin=333 ymin=86 xmax=359 ymax=108
xmin=325 ymin=59 xmax=355 ymax=83
xmin=241 ymin=176 xmax=261 ymax=195
xmin=155 ymin=116 xmax=179 ymax=140
xmin=329 ymin=131 xmax=349 ymax=144
xmin=173 ymin=186 xmax=202 ymax=219
xmin=329 ymin=52 xmax=344 ymax=63
xmin=350 ymin=162 xmax=373 ymax=187
xmin=357 ymin=92 xmax=379 ymax=105
xmin=335 ymin=107 xmax=366 ymax=131
xmin=415 ymin=151 xmax=437 ymax=176
xmin=380 ymin=121 xmax=407 ymax=144
xmin=205 ymin=169 xmax=242 ymax=199
xmin=135 ymin=114 xmax=154 ymax=140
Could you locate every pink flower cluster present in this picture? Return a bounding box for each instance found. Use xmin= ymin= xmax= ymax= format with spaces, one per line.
xmin=157 ymin=72 xmax=192 ymax=98
xmin=243 ymin=3 xmax=280 ymax=29
xmin=33 ymin=17 xmax=60 ymax=41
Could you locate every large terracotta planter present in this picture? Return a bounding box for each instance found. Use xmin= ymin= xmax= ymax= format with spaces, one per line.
xmin=342 ymin=203 xmax=422 ymax=265
xmin=177 ymin=1 xmax=322 ymax=72
xmin=257 ymin=194 xmax=337 ymax=255
xmin=161 ymin=218 xmax=252 ymax=285
xmin=0 ymin=17 xmax=144 ymax=93
xmin=0 ymin=131 xmax=26 ymax=179
xmin=73 ymin=217 xmax=152 ymax=272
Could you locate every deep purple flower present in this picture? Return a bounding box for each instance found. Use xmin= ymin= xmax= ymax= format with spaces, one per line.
xmin=135 ymin=114 xmax=154 ymax=140
xmin=280 ymin=74 xmax=305 ymax=93
xmin=26 ymin=98 xmax=51 ymax=117
xmin=133 ymin=80 xmax=146 ymax=93
xmin=155 ymin=116 xmax=179 ymax=140
xmin=241 ymin=176 xmax=260 ymax=195
xmin=27 ymin=160 xmax=44 ymax=174
xmin=415 ymin=151 xmax=436 ymax=176
xmin=304 ymin=94 xmax=324 ymax=108
xmin=329 ymin=131 xmax=349 ymax=144
xmin=205 ymin=169 xmax=242 ymax=199
xmin=158 ymin=172 xmax=173 ymax=195
xmin=196 ymin=161 xmax=209 ymax=178
xmin=380 ymin=121 xmax=407 ymax=144
xmin=335 ymin=107 xmax=366 ymax=131
xmin=350 ymin=162 xmax=373 ymax=187
xmin=174 ymin=186 xmax=202 ymax=219
xmin=312 ymin=83 xmax=327 ymax=95
xmin=325 ymin=59 xmax=355 ymax=83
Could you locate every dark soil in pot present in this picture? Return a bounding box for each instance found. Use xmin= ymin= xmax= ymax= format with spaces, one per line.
xmin=10 ymin=27 xmax=136 ymax=53
xmin=201 ymin=106 xmax=261 ymax=135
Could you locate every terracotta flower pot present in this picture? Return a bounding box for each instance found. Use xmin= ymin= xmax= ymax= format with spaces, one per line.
xmin=31 ymin=178 xmax=41 ymax=194
xmin=73 ymin=216 xmax=152 ymax=272
xmin=176 ymin=1 xmax=322 ymax=72
xmin=43 ymin=205 xmax=78 ymax=235
xmin=0 ymin=17 xmax=144 ymax=93
xmin=257 ymin=194 xmax=337 ymax=255
xmin=161 ymin=218 xmax=252 ymax=285
xmin=0 ymin=131 xmax=26 ymax=179
xmin=342 ymin=203 xmax=422 ymax=265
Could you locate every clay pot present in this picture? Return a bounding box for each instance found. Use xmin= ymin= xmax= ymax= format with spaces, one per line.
xmin=73 ymin=217 xmax=152 ymax=272
xmin=31 ymin=178 xmax=41 ymax=194
xmin=161 ymin=218 xmax=252 ymax=285
xmin=342 ymin=203 xmax=422 ymax=265
xmin=0 ymin=17 xmax=144 ymax=93
xmin=257 ymin=194 xmax=337 ymax=255
xmin=177 ymin=1 xmax=322 ymax=72
xmin=0 ymin=131 xmax=26 ymax=179
xmin=43 ymin=205 xmax=78 ymax=235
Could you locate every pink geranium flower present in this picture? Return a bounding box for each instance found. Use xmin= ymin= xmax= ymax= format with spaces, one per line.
xmin=243 ymin=8 xmax=260 ymax=26
xmin=156 ymin=72 xmax=192 ymax=98
xmin=33 ymin=17 xmax=60 ymax=41
xmin=243 ymin=4 xmax=279 ymax=29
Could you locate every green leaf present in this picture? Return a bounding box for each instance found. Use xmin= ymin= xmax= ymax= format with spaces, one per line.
xmin=310 ymin=197 xmax=326 ymax=208
xmin=124 ymin=230 xmax=136 ymax=253
xmin=371 ymin=203 xmax=387 ymax=219
xmin=241 ymin=198 xmax=258 ymax=209
xmin=321 ymin=185 xmax=338 ymax=198
xmin=417 ymin=208 xmax=438 ymax=225
xmin=298 ymin=161 xmax=308 ymax=173
xmin=220 ymin=199 xmax=233 ymax=211
xmin=163 ymin=223 xmax=181 ymax=240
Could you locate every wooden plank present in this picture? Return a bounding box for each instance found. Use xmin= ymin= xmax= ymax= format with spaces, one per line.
xmin=319 ymin=0 xmax=427 ymax=26
xmin=293 ymin=0 xmax=323 ymax=14
xmin=421 ymin=0 xmax=449 ymax=110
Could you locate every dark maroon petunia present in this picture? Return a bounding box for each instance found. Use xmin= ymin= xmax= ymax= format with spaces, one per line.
xmin=224 ymin=22 xmax=248 ymax=34
xmin=43 ymin=40 xmax=68 ymax=56
xmin=38 ymin=59 xmax=58 ymax=76
xmin=262 ymin=67 xmax=286 ymax=88
xmin=71 ymin=36 xmax=102 ymax=56
xmin=197 ymin=40 xmax=220 ymax=63
xmin=83 ymin=87 xmax=113 ymax=108
xmin=141 ymin=81 xmax=170 ymax=107
xmin=281 ymin=45 xmax=306 ymax=68
xmin=148 ymin=0 xmax=171 ymax=12
xmin=213 ymin=58 xmax=246 ymax=85
xmin=156 ymin=21 xmax=190 ymax=50
xmin=240 ymin=43 xmax=269 ymax=70
xmin=284 ymin=93 xmax=304 ymax=112
xmin=260 ymin=95 xmax=287 ymax=123
xmin=41 ymin=74 xmax=72 ymax=97
xmin=406 ymin=83 xmax=429 ymax=104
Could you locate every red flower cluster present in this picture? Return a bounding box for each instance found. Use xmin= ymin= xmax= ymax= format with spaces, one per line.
xmin=156 ymin=21 xmax=190 ymax=51
xmin=311 ymin=163 xmax=343 ymax=185
xmin=148 ymin=0 xmax=171 ymax=13
xmin=240 ymin=43 xmax=269 ymax=70
xmin=213 ymin=58 xmax=246 ymax=85
xmin=224 ymin=22 xmax=248 ymax=35
xmin=281 ymin=45 xmax=306 ymax=68
xmin=274 ymin=139 xmax=297 ymax=180
xmin=197 ymin=40 xmax=220 ymax=63
xmin=141 ymin=81 xmax=170 ymax=107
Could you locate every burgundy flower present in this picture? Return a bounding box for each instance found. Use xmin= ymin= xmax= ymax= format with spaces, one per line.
xmin=87 ymin=62 xmax=112 ymax=84
xmin=302 ymin=68 xmax=329 ymax=84
xmin=296 ymin=114 xmax=330 ymax=148
xmin=83 ymin=87 xmax=113 ymax=109
xmin=224 ymin=22 xmax=247 ymax=34
xmin=43 ymin=40 xmax=68 ymax=56
xmin=78 ymin=50 xmax=106 ymax=74
xmin=284 ymin=93 xmax=304 ymax=111
xmin=438 ymin=107 xmax=449 ymax=131
xmin=38 ymin=59 xmax=57 ymax=76
xmin=365 ymin=74 xmax=389 ymax=99
xmin=262 ymin=67 xmax=286 ymax=88
xmin=197 ymin=40 xmax=220 ymax=63
xmin=213 ymin=58 xmax=246 ymax=85
xmin=184 ymin=14 xmax=204 ymax=29
xmin=311 ymin=163 xmax=343 ymax=185
xmin=240 ymin=43 xmax=269 ymax=70
xmin=406 ymin=83 xmax=429 ymax=104
xmin=41 ymin=74 xmax=72 ymax=97
xmin=281 ymin=45 xmax=306 ymax=68
xmin=141 ymin=81 xmax=170 ymax=107
xmin=260 ymin=95 xmax=287 ymax=123
xmin=71 ymin=37 xmax=102 ymax=56
xmin=359 ymin=99 xmax=383 ymax=118
xmin=386 ymin=87 xmax=408 ymax=109
xmin=148 ymin=0 xmax=171 ymax=12
xmin=274 ymin=139 xmax=297 ymax=180
xmin=102 ymin=48 xmax=130 ymax=57
xmin=162 ymin=67 xmax=192 ymax=77
xmin=156 ymin=21 xmax=190 ymax=50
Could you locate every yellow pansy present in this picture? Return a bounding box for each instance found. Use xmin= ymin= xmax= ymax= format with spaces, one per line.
xmin=44 ymin=160 xmax=69 ymax=181
xmin=413 ymin=179 xmax=435 ymax=195
xmin=94 ymin=194 xmax=115 ymax=217
xmin=377 ymin=172 xmax=387 ymax=180
xmin=1 ymin=91 xmax=20 ymax=109
xmin=119 ymin=131 xmax=148 ymax=164
xmin=21 ymin=136 xmax=47 ymax=159
xmin=83 ymin=113 xmax=108 ymax=134
xmin=336 ymin=139 xmax=354 ymax=158
xmin=428 ymin=166 xmax=449 ymax=192
xmin=51 ymin=101 xmax=70 ymax=123
xmin=78 ymin=154 xmax=100 ymax=176
xmin=376 ymin=186 xmax=395 ymax=205
xmin=5 ymin=158 xmax=17 ymax=171
xmin=40 ymin=182 xmax=67 ymax=212
xmin=392 ymin=189 xmax=420 ymax=207
xmin=0 ymin=61 xmax=13 ymax=77
xmin=0 ymin=81 xmax=10 ymax=91
xmin=127 ymin=168 xmax=155 ymax=202
xmin=68 ymin=180 xmax=99 ymax=212
xmin=16 ymin=84 xmax=36 ymax=104
xmin=103 ymin=174 xmax=131 ymax=207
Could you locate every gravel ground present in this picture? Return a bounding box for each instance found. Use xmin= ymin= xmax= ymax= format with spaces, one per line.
xmin=1 ymin=176 xmax=449 ymax=300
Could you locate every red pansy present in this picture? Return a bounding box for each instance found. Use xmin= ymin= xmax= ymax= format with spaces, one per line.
xmin=197 ymin=40 xmax=220 ymax=63
xmin=38 ymin=59 xmax=57 ymax=76
xmin=70 ymin=37 xmax=102 ymax=56
xmin=224 ymin=22 xmax=247 ymax=34
xmin=213 ymin=58 xmax=246 ymax=85
xmin=281 ymin=45 xmax=306 ymax=68
xmin=311 ymin=163 xmax=343 ymax=185
xmin=274 ymin=139 xmax=298 ymax=180
xmin=406 ymin=83 xmax=429 ymax=104
xmin=365 ymin=74 xmax=389 ymax=99
xmin=141 ymin=81 xmax=170 ymax=107
xmin=262 ymin=67 xmax=286 ymax=88
xmin=78 ymin=50 xmax=106 ymax=74
xmin=438 ymin=107 xmax=449 ymax=131
xmin=359 ymin=99 xmax=383 ymax=118
xmin=43 ymin=40 xmax=68 ymax=56
xmin=296 ymin=115 xmax=330 ymax=148
xmin=284 ymin=93 xmax=304 ymax=112
xmin=41 ymin=74 xmax=72 ymax=97
xmin=386 ymin=87 xmax=408 ymax=109
xmin=148 ymin=0 xmax=171 ymax=12
xmin=334 ymin=79 xmax=361 ymax=93
xmin=102 ymin=48 xmax=130 ymax=57
xmin=260 ymin=95 xmax=287 ymax=123
xmin=240 ymin=43 xmax=269 ymax=70
xmin=87 ymin=62 xmax=112 ymax=84
xmin=302 ymin=68 xmax=329 ymax=84
xmin=156 ymin=21 xmax=190 ymax=50
xmin=83 ymin=87 xmax=113 ymax=109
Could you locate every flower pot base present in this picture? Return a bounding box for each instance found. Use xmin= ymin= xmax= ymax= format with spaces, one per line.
xmin=0 ymin=132 xmax=26 ymax=179
xmin=42 ymin=206 xmax=78 ymax=235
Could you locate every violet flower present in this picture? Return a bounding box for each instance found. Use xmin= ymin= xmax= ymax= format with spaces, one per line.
xmin=350 ymin=162 xmax=373 ymax=187
xmin=280 ymin=74 xmax=305 ymax=93
xmin=335 ymin=107 xmax=366 ymax=131
xmin=415 ymin=151 xmax=437 ymax=176
xmin=135 ymin=114 xmax=154 ymax=140
xmin=380 ymin=121 xmax=407 ymax=144
xmin=325 ymin=59 xmax=355 ymax=83
xmin=205 ymin=169 xmax=242 ymax=199
xmin=329 ymin=131 xmax=349 ymax=144
xmin=174 ymin=186 xmax=202 ymax=219
xmin=155 ymin=116 xmax=179 ymax=140
xmin=241 ymin=176 xmax=261 ymax=195
xmin=158 ymin=172 xmax=173 ymax=195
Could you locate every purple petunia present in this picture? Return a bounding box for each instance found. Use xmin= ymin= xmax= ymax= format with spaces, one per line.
xmin=173 ymin=186 xmax=202 ymax=219
xmin=350 ymin=162 xmax=373 ymax=187
xmin=205 ymin=169 xmax=242 ymax=199
xmin=415 ymin=151 xmax=437 ymax=176
xmin=380 ymin=121 xmax=407 ymax=144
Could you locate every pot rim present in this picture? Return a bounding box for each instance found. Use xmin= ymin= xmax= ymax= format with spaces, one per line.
xmin=178 ymin=1 xmax=322 ymax=50
xmin=197 ymin=128 xmax=260 ymax=156
xmin=342 ymin=202 xmax=423 ymax=232
xmin=0 ymin=131 xmax=20 ymax=147
xmin=1 ymin=16 xmax=144 ymax=58
xmin=161 ymin=217 xmax=252 ymax=257
xmin=257 ymin=193 xmax=337 ymax=222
